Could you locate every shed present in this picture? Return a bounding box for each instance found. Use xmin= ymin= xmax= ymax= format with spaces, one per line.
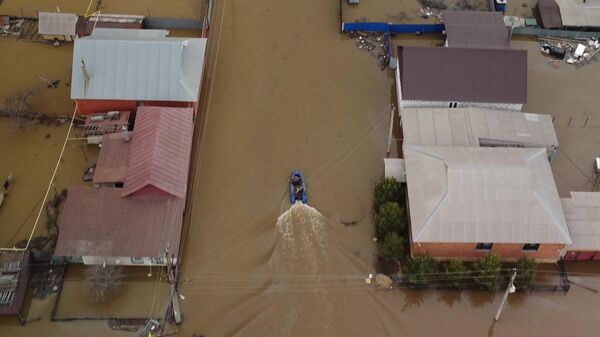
xmin=400 ymin=107 xmax=558 ymax=153
xmin=442 ymin=10 xmax=510 ymax=49
xmin=54 ymin=187 xmax=184 ymax=265
xmin=122 ymin=107 xmax=194 ymax=198
xmin=404 ymin=145 xmax=571 ymax=262
xmin=93 ymin=132 xmax=132 ymax=184
xmin=538 ymin=0 xmax=564 ymax=28
xmin=0 ymin=252 xmax=31 ymax=316
xmin=562 ymin=192 xmax=600 ymax=261
xmin=71 ymin=29 xmax=207 ymax=114
xmin=38 ymin=12 xmax=78 ymax=41
xmin=396 ymin=46 xmax=527 ymax=111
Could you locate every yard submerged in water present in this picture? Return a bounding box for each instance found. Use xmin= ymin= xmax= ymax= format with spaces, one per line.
xmin=1 ymin=0 xmax=600 ymax=336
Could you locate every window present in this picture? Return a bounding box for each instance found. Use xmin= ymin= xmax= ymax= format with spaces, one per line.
xmin=151 ymin=257 xmax=163 ymax=265
xmin=522 ymin=243 xmax=540 ymax=252
xmin=131 ymin=257 xmax=144 ymax=264
xmin=448 ymin=102 xmax=453 ymax=108
xmin=453 ymin=102 xmax=458 ymax=108
xmin=476 ymin=243 xmax=493 ymax=251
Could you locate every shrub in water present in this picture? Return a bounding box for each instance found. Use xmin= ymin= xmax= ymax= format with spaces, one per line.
xmin=443 ymin=259 xmax=467 ymax=288
xmin=404 ymin=253 xmax=437 ymax=286
xmin=515 ymin=256 xmax=537 ymax=291
xmin=379 ymin=232 xmax=405 ymax=262
xmin=376 ymin=202 xmax=406 ymax=238
xmin=473 ymin=253 xmax=502 ymax=291
xmin=373 ymin=177 xmax=403 ymax=213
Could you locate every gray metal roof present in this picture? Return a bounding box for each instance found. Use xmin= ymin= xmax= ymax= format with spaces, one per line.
xmin=398 ymin=46 xmax=527 ymax=104
xmin=38 ymin=12 xmax=78 ymax=36
xmin=404 ymin=145 xmax=571 ymax=244
xmin=401 ymin=107 xmax=558 ymax=149
xmin=562 ymin=192 xmax=600 ymax=251
xmin=442 ymin=10 xmax=510 ymax=49
xmin=538 ymin=0 xmax=564 ymax=29
xmin=71 ymin=29 xmax=207 ymax=102
xmin=555 ymin=0 xmax=600 ymax=27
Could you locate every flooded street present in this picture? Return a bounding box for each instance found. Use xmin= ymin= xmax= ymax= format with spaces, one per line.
xmin=1 ymin=0 xmax=600 ymax=336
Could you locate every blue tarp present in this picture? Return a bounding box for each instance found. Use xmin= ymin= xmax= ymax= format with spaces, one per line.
xmin=342 ymin=22 xmax=444 ymax=34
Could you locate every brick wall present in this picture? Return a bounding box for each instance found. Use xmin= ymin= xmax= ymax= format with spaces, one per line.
xmin=411 ymin=242 xmax=566 ymax=263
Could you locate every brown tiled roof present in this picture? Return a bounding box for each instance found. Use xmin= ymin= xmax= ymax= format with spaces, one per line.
xmin=122 ymin=107 xmax=194 ymax=198
xmin=93 ymin=133 xmax=132 ymax=184
xmin=398 ymin=46 xmax=527 ymax=104
xmin=538 ymin=0 xmax=564 ymax=29
xmin=55 ymin=187 xmax=184 ymax=258
xmin=442 ymin=10 xmax=510 ymax=49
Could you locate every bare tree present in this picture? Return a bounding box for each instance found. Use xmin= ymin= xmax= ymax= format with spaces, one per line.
xmin=0 ymin=88 xmax=42 ymax=128
xmin=84 ymin=264 xmax=125 ymax=302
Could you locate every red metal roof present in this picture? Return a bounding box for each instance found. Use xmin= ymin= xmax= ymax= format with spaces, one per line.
xmin=93 ymin=132 xmax=132 ymax=184
xmin=55 ymin=187 xmax=184 ymax=258
xmin=122 ymin=107 xmax=194 ymax=198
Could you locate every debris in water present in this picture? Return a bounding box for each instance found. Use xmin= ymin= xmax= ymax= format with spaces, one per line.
xmin=350 ymin=31 xmax=390 ymax=70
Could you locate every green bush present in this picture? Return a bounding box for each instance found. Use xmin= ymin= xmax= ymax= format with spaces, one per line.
xmin=378 ymin=232 xmax=405 ymax=262
xmin=473 ymin=253 xmax=502 ymax=291
xmin=376 ymin=202 xmax=406 ymax=238
xmin=443 ymin=259 xmax=467 ymax=288
xmin=515 ymin=257 xmax=537 ymax=291
xmin=374 ymin=177 xmax=404 ymax=213
xmin=404 ymin=253 xmax=437 ymax=286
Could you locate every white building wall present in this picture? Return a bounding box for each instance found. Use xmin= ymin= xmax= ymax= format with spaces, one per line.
xmin=80 ymin=256 xmax=177 ymax=266
xmin=400 ymin=99 xmax=522 ymax=112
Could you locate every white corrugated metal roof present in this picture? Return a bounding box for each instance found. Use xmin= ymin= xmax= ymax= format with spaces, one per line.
xmin=71 ymin=29 xmax=207 ymax=102
xmin=401 ymin=107 xmax=558 ymax=149
xmin=555 ymin=0 xmax=600 ymax=27
xmin=38 ymin=12 xmax=78 ymax=36
xmin=384 ymin=158 xmax=406 ymax=182
xmin=563 ymin=192 xmax=600 ymax=251
xmin=404 ymin=145 xmax=571 ymax=244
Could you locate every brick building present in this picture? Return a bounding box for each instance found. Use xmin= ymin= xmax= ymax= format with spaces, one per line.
xmin=403 ymin=145 xmax=572 ymax=262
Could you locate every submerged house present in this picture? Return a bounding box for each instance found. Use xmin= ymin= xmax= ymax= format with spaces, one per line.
xmin=54 ymin=107 xmax=194 ymax=266
xmin=400 ymin=107 xmax=559 ymax=159
xmin=403 ymin=146 xmax=572 ymax=262
xmin=38 ymin=12 xmax=78 ymax=42
xmin=395 ymin=46 xmax=527 ymax=111
xmin=562 ymin=192 xmax=600 ymax=261
xmin=442 ymin=10 xmax=510 ymax=49
xmin=71 ymin=28 xmax=207 ymax=115
xmin=552 ymin=0 xmax=600 ymax=28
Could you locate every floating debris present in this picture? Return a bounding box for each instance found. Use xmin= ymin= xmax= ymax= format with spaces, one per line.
xmin=350 ymin=31 xmax=390 ymax=70
xmin=0 ymin=16 xmax=25 ymax=37
xmin=539 ymin=36 xmax=600 ymax=68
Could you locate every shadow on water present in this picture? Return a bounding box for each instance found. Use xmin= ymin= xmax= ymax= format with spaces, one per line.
xmin=436 ymin=290 xmax=462 ymax=307
xmin=467 ymin=291 xmax=495 ymax=309
xmin=399 ymin=289 xmax=426 ymax=312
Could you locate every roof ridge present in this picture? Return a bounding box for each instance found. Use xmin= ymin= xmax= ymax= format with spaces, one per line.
xmin=414 ymin=191 xmax=449 ymax=241
xmin=532 ymin=190 xmax=572 ymax=244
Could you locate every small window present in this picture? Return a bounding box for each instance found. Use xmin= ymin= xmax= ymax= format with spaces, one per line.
xmin=523 ymin=243 xmax=540 ymax=252
xmin=131 ymin=257 xmax=144 ymax=264
xmin=476 ymin=243 xmax=493 ymax=251
xmin=151 ymin=257 xmax=163 ymax=265
xmin=448 ymin=102 xmax=453 ymax=108
xmin=453 ymin=102 xmax=458 ymax=108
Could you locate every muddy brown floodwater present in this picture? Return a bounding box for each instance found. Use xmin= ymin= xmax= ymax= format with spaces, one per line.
xmin=2 ymin=0 xmax=600 ymax=336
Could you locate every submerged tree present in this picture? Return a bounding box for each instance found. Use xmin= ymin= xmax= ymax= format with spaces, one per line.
xmin=443 ymin=259 xmax=467 ymax=288
xmin=1 ymin=88 xmax=42 ymax=128
xmin=84 ymin=264 xmax=125 ymax=302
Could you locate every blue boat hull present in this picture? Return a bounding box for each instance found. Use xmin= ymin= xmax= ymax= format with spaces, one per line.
xmin=289 ymin=171 xmax=307 ymax=204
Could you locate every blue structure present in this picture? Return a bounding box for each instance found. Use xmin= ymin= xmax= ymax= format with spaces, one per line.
xmin=341 ymin=22 xmax=444 ymax=59
xmin=289 ymin=171 xmax=307 ymax=204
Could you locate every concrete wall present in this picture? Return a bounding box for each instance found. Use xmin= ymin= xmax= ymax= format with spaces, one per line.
xmin=76 ymin=99 xmax=194 ymax=115
xmin=400 ymin=99 xmax=522 ymax=111
xmin=80 ymin=255 xmax=176 ymax=266
xmin=411 ymin=242 xmax=566 ymax=263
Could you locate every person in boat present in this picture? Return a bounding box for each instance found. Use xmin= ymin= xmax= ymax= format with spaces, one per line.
xmin=291 ymin=175 xmax=301 ymax=186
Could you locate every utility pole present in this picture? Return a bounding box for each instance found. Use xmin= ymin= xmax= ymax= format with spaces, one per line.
xmin=165 ymin=249 xmax=182 ymax=324
xmin=386 ymin=104 xmax=396 ymax=157
xmin=495 ymin=268 xmax=517 ymax=321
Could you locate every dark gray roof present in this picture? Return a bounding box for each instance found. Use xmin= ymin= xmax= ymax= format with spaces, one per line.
xmin=538 ymin=0 xmax=564 ymax=29
xmin=397 ymin=46 xmax=527 ymax=104
xmin=442 ymin=10 xmax=510 ymax=49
